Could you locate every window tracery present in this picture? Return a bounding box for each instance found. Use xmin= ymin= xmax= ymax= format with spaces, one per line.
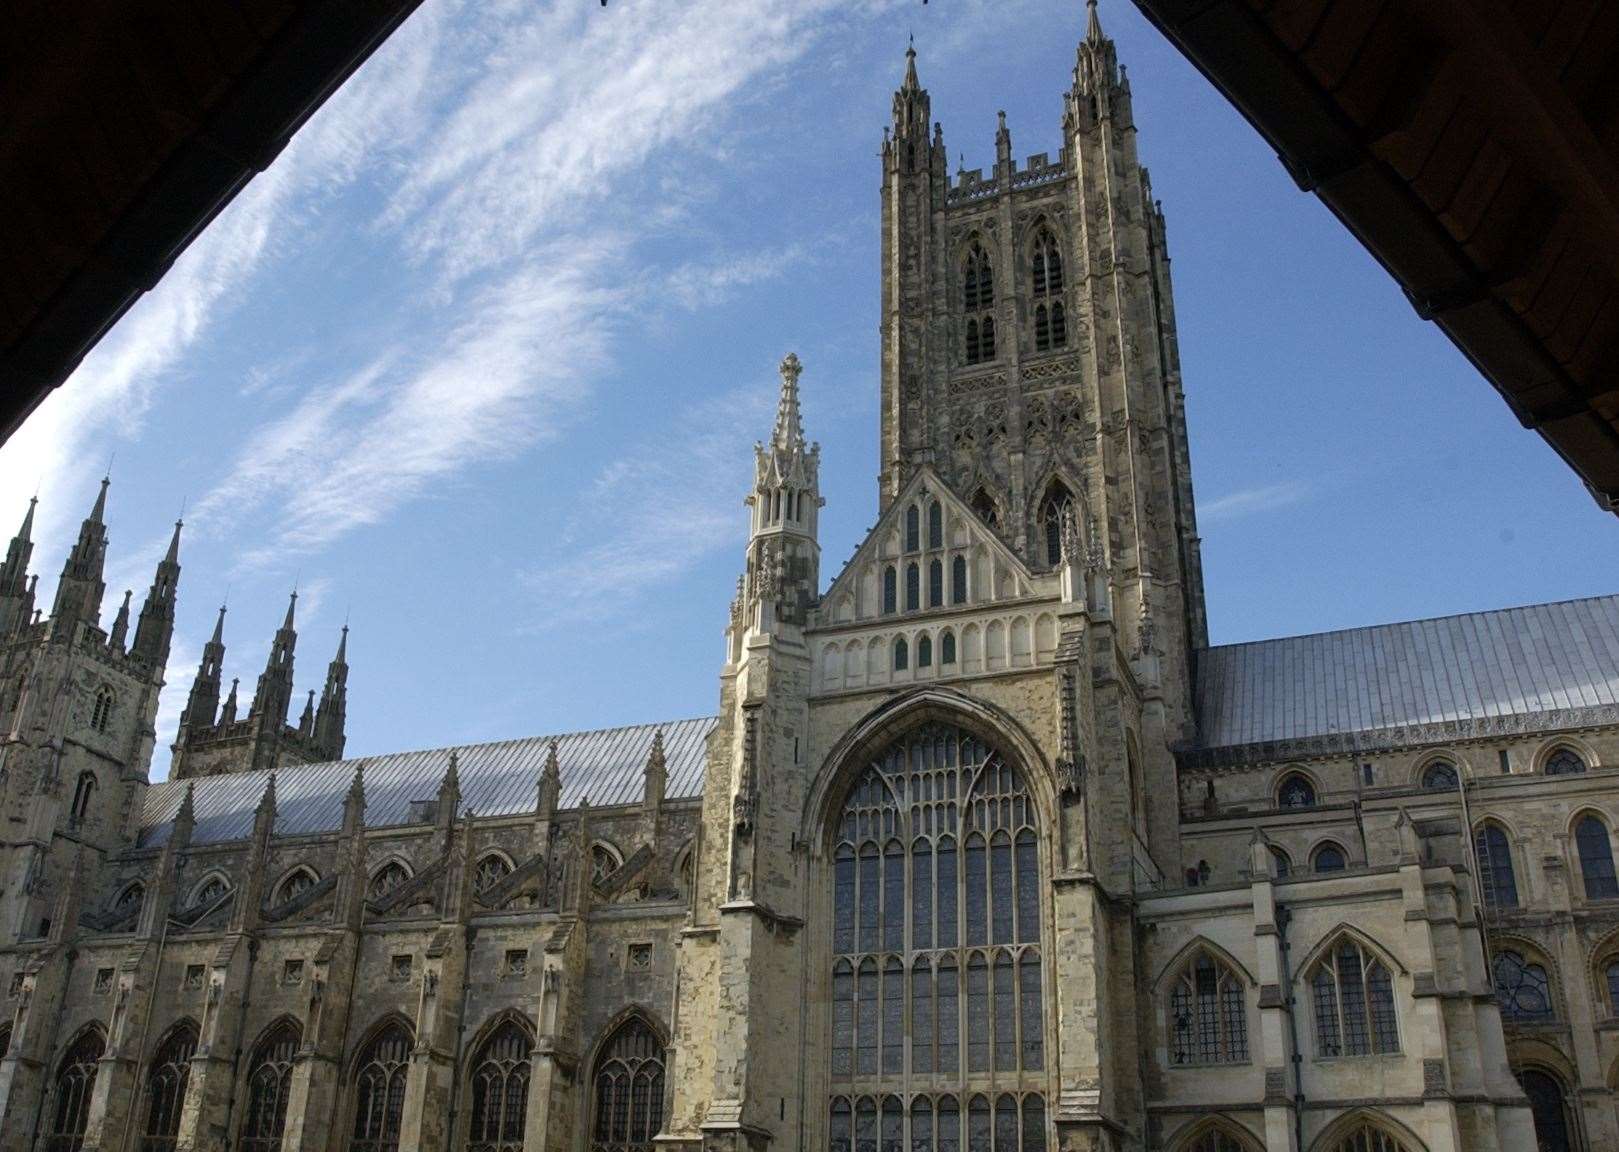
xmin=1308 ymin=939 xmax=1399 ymax=1058
xmin=274 ymin=868 xmax=318 ymax=906
xmin=48 ymin=1029 xmax=104 ymax=1152
xmin=1543 ymin=746 xmax=1586 ymax=776
xmin=829 ymin=724 xmax=1044 ymax=1152
xmin=1276 ymin=774 xmax=1315 ymax=808
xmin=350 ymin=1021 xmax=412 ymax=1152
xmin=1167 ymin=951 xmax=1248 ymax=1066
xmin=90 ymin=687 xmax=114 ymax=734
xmin=1037 ymin=484 xmax=1072 ymax=570
xmin=469 ymin=1019 xmax=531 ymax=1152
xmin=592 ymin=845 xmax=623 ymax=886
xmin=368 ymin=862 xmax=411 ymax=901
xmin=193 ymin=875 xmax=229 ymax=908
xmin=1492 ymin=949 xmax=1555 ymax=1022
xmin=476 ymin=854 xmax=513 ymax=894
xmin=1420 ymin=760 xmax=1457 ymax=790
xmin=239 ymin=1021 xmax=299 ymax=1152
xmin=1325 ymin=1124 xmax=1412 ymax=1152
xmin=141 ymin=1023 xmax=197 ymax=1152
xmin=591 ymin=1018 xmax=666 ymax=1152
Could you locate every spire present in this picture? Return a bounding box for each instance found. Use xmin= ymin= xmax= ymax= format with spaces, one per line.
xmin=0 ymin=497 xmax=35 ymax=596
xmin=313 ymin=625 xmax=349 ymax=759
xmin=436 ymin=751 xmax=461 ymax=838
xmin=108 ymin=590 xmax=132 ymax=650
xmin=297 ymin=689 xmax=315 ymax=736
xmin=902 ymin=37 xmax=920 ymax=92
xmin=538 ymin=737 xmax=561 ymax=821
xmin=131 ymin=518 xmax=182 ymax=667
xmin=50 ymin=478 xmax=111 ymax=637
xmin=174 ymin=781 xmax=197 ymax=847
xmin=1086 ymin=0 xmax=1103 ymax=44
xmin=250 ymin=590 xmax=298 ymax=725
xmin=343 ymin=764 xmax=366 ymax=831
xmin=772 ymin=353 xmax=806 ymax=452
xmin=891 ymin=36 xmax=931 ymax=148
xmin=255 ymin=772 xmax=278 ymax=824
xmin=219 ymin=678 xmax=240 ymax=725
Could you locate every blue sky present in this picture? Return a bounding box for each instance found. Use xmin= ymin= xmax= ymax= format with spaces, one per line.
xmin=4 ymin=0 xmax=1616 ymax=776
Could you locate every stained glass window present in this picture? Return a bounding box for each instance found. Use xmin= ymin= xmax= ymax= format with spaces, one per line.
xmin=350 ymin=1021 xmax=411 ymax=1152
xmin=1277 ymin=774 xmax=1315 ymax=808
xmin=1576 ymin=816 xmax=1618 ymax=899
xmin=828 ymin=724 xmax=1044 ymax=1152
xmin=1474 ymin=824 xmax=1518 ymax=909
xmin=49 ymin=1029 xmax=105 ymax=1152
xmin=239 ymin=1021 xmax=299 ymax=1152
xmin=1312 ymin=844 xmax=1347 ymax=874
xmin=1168 ymin=951 xmax=1248 ymax=1066
xmin=1493 ymin=951 xmax=1555 ymax=1022
xmin=1420 ymin=761 xmax=1458 ymax=790
xmin=1310 ymin=940 xmax=1399 ymax=1058
xmin=951 ymin=557 xmax=968 ymax=605
xmin=141 ymin=1023 xmax=197 ymax=1152
xmin=1543 ymin=747 xmax=1586 ymax=776
xmin=591 ymin=1018 xmax=665 ymax=1152
xmin=470 ymin=1020 xmax=531 ymax=1152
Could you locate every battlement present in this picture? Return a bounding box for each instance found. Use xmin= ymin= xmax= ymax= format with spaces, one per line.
xmin=947 ymin=150 xmax=1068 ymax=206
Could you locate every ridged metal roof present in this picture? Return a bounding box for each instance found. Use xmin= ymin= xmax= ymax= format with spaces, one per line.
xmin=140 ymin=716 xmax=717 ymax=847
xmin=1195 ymin=595 xmax=1619 ymax=750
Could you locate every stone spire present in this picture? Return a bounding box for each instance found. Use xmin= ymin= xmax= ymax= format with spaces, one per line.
xmin=0 ymin=497 xmax=36 ymax=634
xmin=179 ymin=606 xmax=227 ymax=736
xmin=250 ymin=591 xmax=298 ymax=723
xmin=219 ymin=677 xmax=240 ymax=725
xmin=297 ymin=690 xmax=316 ymax=737
xmin=891 ymin=38 xmax=931 ymax=145
xmin=744 ymin=354 xmax=822 ymax=638
xmin=538 ymin=738 xmax=561 ymax=822
xmin=1086 ymin=0 xmax=1104 ymax=45
xmin=640 ymin=728 xmax=667 ymax=848
xmin=49 ymin=477 xmax=110 ymax=638
xmin=313 ymin=625 xmax=348 ymax=759
xmin=1074 ymin=0 xmax=1122 ymax=103
xmin=772 ymin=353 xmax=806 ymax=453
xmin=107 ymin=590 xmax=132 ymax=651
xmin=902 ymin=37 xmax=920 ymax=93
xmin=436 ymin=751 xmax=461 ymax=840
xmin=131 ymin=518 xmax=182 ymax=667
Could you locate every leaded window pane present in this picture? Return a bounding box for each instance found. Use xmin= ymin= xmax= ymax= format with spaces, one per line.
xmin=937 ymin=1099 xmax=960 ymax=1152
xmin=240 ymin=1023 xmax=298 ymax=1152
xmin=1493 ymin=951 xmax=1555 ymax=1022
xmin=993 ymin=1097 xmax=1016 ymax=1152
xmin=912 ymin=963 xmax=934 ymax=1075
xmin=1014 ymin=833 xmax=1038 ymax=944
xmin=938 ymin=961 xmax=959 ymax=1076
xmin=833 ymin=963 xmax=854 ymax=1077
xmin=965 ymin=838 xmax=987 ymax=946
xmin=1019 ymin=952 xmax=1042 ymax=1070
xmin=836 ymin=849 xmax=857 ymax=953
xmin=912 ymin=841 xmax=933 ymax=950
xmin=857 ymin=961 xmax=878 ymax=1077
xmin=1020 ymin=1097 xmax=1045 ymax=1152
xmin=470 ymin=1020 xmax=531 ymax=1152
xmin=967 ymin=957 xmax=990 ymax=1072
xmin=882 ymin=962 xmax=904 ymax=1076
xmin=49 ymin=1030 xmax=104 ymax=1152
xmin=860 ymin=848 xmax=881 ymax=953
xmin=990 ymin=836 xmax=1014 ymax=944
xmin=590 ymin=1018 xmax=664 ymax=1152
xmin=855 ymin=1099 xmax=877 ymax=1152
xmin=937 ymin=839 xmax=958 ymax=947
xmin=881 ymin=1099 xmax=903 ymax=1152
xmin=911 ymin=1098 xmax=933 ymax=1152
xmin=350 ymin=1022 xmax=411 ymax=1152
xmin=967 ymin=1098 xmax=991 ymax=1152
xmin=1476 ymin=825 xmax=1519 ymax=910
xmin=929 ymin=560 xmax=944 ymax=608
xmin=831 ymin=1101 xmax=852 ymax=1152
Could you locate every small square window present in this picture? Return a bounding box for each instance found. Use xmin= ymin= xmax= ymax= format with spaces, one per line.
xmin=627 ymin=943 xmax=653 ymax=972
xmin=93 ymin=968 xmax=114 ymax=995
xmin=283 ymin=960 xmax=305 ymax=986
xmin=390 ymin=954 xmax=413 ymax=983
xmin=504 ymin=950 xmax=528 ymax=978
xmin=183 ymin=965 xmax=205 ymax=990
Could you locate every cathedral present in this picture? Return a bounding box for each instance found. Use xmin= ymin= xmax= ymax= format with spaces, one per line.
xmin=2 ymin=9 xmax=1618 ymax=1152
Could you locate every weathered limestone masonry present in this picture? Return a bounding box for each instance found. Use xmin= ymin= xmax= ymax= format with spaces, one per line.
xmin=0 ymin=7 xmax=1616 ymax=1152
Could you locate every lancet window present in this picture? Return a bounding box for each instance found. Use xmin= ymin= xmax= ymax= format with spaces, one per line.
xmin=829 ymin=723 xmax=1045 ymax=1152
xmin=1037 ymin=484 xmax=1072 ymax=569
xmin=240 ymin=1021 xmax=299 ymax=1152
xmin=141 ymin=1023 xmax=198 ymax=1152
xmin=469 ymin=1019 xmax=532 ymax=1152
xmin=274 ymin=868 xmax=318 ymax=906
xmin=1308 ymin=939 xmax=1399 ymax=1058
xmin=1577 ymin=815 xmax=1619 ymax=899
xmin=90 ymin=687 xmax=114 ymax=733
xmin=1326 ymin=1125 xmax=1412 ymax=1152
xmin=1167 ymin=951 xmax=1248 ymax=1066
xmin=48 ymin=1029 xmax=105 ymax=1152
xmin=1474 ymin=823 xmax=1518 ymax=910
xmin=1520 ymin=1070 xmax=1573 ymax=1152
xmin=350 ymin=1021 xmax=412 ymax=1152
xmin=590 ymin=1017 xmax=666 ymax=1152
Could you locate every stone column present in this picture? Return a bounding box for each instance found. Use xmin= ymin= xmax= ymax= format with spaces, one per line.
xmin=1049 ymin=878 xmax=1113 ymax=1152
xmin=1391 ymin=815 xmax=1458 ymax=1152
xmin=1247 ymin=834 xmax=1298 ymax=1152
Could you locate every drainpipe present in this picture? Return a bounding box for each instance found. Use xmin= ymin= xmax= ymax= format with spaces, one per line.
xmin=1276 ymin=904 xmax=1306 ymax=1152
xmin=1453 ymin=769 xmax=1493 ymax=969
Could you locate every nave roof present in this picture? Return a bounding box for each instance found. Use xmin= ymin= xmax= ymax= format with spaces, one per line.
xmin=140 ymin=715 xmax=717 ymax=846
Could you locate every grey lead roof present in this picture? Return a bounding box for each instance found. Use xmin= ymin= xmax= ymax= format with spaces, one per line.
xmin=1195 ymin=595 xmax=1619 ymax=750
xmin=140 ymin=716 xmax=717 ymax=847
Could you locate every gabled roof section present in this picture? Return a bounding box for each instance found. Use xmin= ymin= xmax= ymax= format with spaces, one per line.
xmin=1193 ymin=595 xmax=1619 ymax=758
xmin=140 ymin=716 xmax=716 ymax=847
xmin=820 ymin=467 xmax=1035 ymax=626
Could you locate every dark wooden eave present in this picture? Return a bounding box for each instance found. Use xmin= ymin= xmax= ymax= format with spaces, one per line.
xmin=0 ymin=0 xmax=426 ymax=444
xmin=1133 ymin=0 xmax=1619 ymax=511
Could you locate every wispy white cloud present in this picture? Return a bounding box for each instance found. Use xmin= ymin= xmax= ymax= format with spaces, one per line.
xmin=1200 ymin=480 xmax=1312 ymax=522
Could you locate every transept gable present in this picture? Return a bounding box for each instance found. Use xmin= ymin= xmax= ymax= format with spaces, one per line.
xmin=818 ymin=466 xmax=1037 ymax=627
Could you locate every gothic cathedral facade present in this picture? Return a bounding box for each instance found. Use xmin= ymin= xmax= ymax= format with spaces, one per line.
xmin=0 ymin=11 xmax=1616 ymax=1152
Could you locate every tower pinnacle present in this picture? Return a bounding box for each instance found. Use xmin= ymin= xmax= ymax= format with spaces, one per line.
xmin=772 ymin=353 xmax=806 ymax=452
xmin=1086 ymin=0 xmax=1104 ymax=45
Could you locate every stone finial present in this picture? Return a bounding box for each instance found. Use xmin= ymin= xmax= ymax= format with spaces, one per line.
xmin=343 ymin=765 xmax=366 ymax=829
xmin=256 ymin=772 xmax=278 ymax=820
xmin=772 ymin=353 xmax=806 ymax=452
xmin=538 ymin=738 xmax=561 ymax=818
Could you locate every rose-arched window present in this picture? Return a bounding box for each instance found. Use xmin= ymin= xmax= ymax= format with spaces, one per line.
xmin=239 ymin=1021 xmax=299 ymax=1152
xmin=350 ymin=1021 xmax=412 ymax=1152
xmin=476 ymin=855 xmax=513 ymax=894
xmin=590 ymin=1017 xmax=666 ymax=1152
xmin=48 ymin=1029 xmax=105 ymax=1152
xmin=591 ymin=845 xmax=622 ymax=886
xmin=469 ymin=1019 xmax=532 ymax=1152
xmin=1167 ymin=950 xmax=1248 ymax=1066
xmin=1492 ymin=950 xmax=1555 ymax=1022
xmin=828 ymin=723 xmax=1045 ymax=1152
xmin=141 ymin=1023 xmax=197 ymax=1152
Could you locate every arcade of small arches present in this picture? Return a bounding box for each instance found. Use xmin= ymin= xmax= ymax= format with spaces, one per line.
xmin=816 ymin=612 xmax=1061 ymax=694
xmin=34 ymin=1008 xmax=671 ymax=1152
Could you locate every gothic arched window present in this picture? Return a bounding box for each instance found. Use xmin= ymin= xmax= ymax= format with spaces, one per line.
xmin=980 ymin=317 xmax=996 ymax=361
xmin=141 ymin=1023 xmax=197 ymax=1152
xmin=1544 ymin=746 xmax=1586 ymax=775
xmin=906 ymin=506 xmax=921 ymax=553
xmin=1168 ymin=951 xmax=1249 ymax=1066
xmin=1269 ymin=847 xmax=1291 ymax=878
xmin=1276 ymin=774 xmax=1315 ymax=809
xmin=1034 ymin=305 xmax=1051 ymax=352
xmin=1312 ymin=844 xmax=1347 ymax=874
xmin=883 ymin=567 xmax=898 ymax=616
xmin=1325 ymin=1123 xmax=1412 ymax=1152
xmin=965 ymin=321 xmax=981 ymax=365
xmin=90 ymin=687 xmax=114 ymax=733
xmin=893 ymin=638 xmax=909 ymax=672
xmin=1492 ymin=949 xmax=1555 ymax=1022
xmin=49 ymin=1029 xmax=105 ymax=1152
xmin=829 ymin=724 xmax=1045 ymax=1152
xmin=1180 ymin=1125 xmax=1255 ymax=1152
xmin=1049 ymin=302 xmax=1066 ymax=348
xmin=368 ymin=862 xmax=411 ymax=901
xmin=918 ymin=635 xmax=933 ymax=669
xmin=1576 ymin=815 xmax=1619 ymax=899
xmin=193 ymin=875 xmax=229 ymax=908
xmin=928 ymin=502 xmax=944 ymax=549
xmin=1474 ymin=823 xmax=1519 ymax=909
xmin=115 ymin=882 xmax=144 ymax=915
xmin=350 ymin=1021 xmax=412 ymax=1152
xmin=969 ymin=490 xmax=998 ymax=532
xmin=926 ymin=559 xmax=943 ymax=609
xmin=476 ymin=854 xmax=513 ymax=894
xmin=1308 ymin=939 xmax=1399 ymax=1057
xmin=69 ymin=772 xmax=95 ymax=826
xmin=962 ymin=246 xmax=993 ymax=311
xmin=951 ymin=556 xmax=968 ymax=605
xmin=592 ymin=845 xmax=623 ymax=886
xmin=469 ymin=1019 xmax=532 ymax=1152
xmin=1420 ymin=760 xmax=1458 ymax=790
xmin=1520 ymin=1069 xmax=1574 ymax=1152
xmin=590 ymin=1017 xmax=666 ymax=1152
xmin=906 ymin=563 xmax=920 ymax=612
xmin=1038 ymin=484 xmax=1072 ymax=569
xmin=274 ymin=868 xmax=318 ymax=906
xmin=941 ymin=631 xmax=957 ymax=666
xmin=239 ymin=1021 xmax=299 ymax=1152
xmin=1031 ymin=230 xmax=1063 ymax=299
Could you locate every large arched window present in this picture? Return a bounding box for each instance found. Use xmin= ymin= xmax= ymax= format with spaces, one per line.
xmin=469 ymin=1018 xmax=532 ymax=1152
xmin=1420 ymin=760 xmax=1458 ymax=790
xmin=1492 ymin=949 xmax=1555 ymax=1022
xmin=829 ymin=723 xmax=1045 ymax=1152
xmin=141 ymin=1022 xmax=198 ymax=1152
xmin=590 ymin=1017 xmax=666 ymax=1152
xmin=1037 ymin=483 xmax=1072 ymax=570
xmin=1166 ymin=950 xmax=1249 ymax=1066
xmin=1474 ymin=823 xmax=1519 ymax=909
xmin=1543 ymin=746 xmax=1587 ymax=776
xmin=48 ymin=1028 xmax=105 ymax=1152
xmin=1324 ymin=1122 xmax=1413 ymax=1152
xmin=1576 ymin=815 xmax=1618 ymax=899
xmin=1519 ymin=1068 xmax=1574 ymax=1152
xmin=239 ymin=1021 xmax=299 ymax=1152
xmin=1307 ymin=938 xmax=1399 ymax=1058
xmin=350 ymin=1020 xmax=412 ymax=1152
